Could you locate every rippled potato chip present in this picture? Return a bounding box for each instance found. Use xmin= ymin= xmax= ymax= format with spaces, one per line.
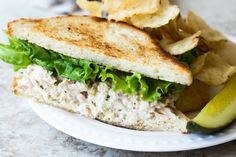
xmin=76 ymin=0 xmax=102 ymax=17
xmin=191 ymin=51 xmax=236 ymax=86
xmin=176 ymin=80 xmax=210 ymax=113
xmin=186 ymin=11 xmax=226 ymax=42
xmin=162 ymin=31 xmax=201 ymax=55
xmin=130 ymin=3 xmax=179 ymax=28
xmin=104 ymin=0 xmax=161 ymax=21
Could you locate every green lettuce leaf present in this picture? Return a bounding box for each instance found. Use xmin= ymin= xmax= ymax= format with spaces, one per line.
xmin=0 ymin=44 xmax=31 ymax=70
xmin=0 ymin=37 xmax=184 ymax=102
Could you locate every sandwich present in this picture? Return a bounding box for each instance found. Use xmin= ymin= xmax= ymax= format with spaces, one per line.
xmin=0 ymin=15 xmax=193 ymax=132
xmin=1 ymin=0 xmax=236 ymax=135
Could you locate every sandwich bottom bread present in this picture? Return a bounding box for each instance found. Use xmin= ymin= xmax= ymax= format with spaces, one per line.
xmin=13 ymin=65 xmax=188 ymax=132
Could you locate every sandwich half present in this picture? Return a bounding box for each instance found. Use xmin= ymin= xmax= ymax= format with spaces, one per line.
xmin=0 ymin=15 xmax=192 ymax=132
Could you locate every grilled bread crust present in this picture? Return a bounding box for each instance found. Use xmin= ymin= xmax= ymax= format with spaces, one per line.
xmin=8 ymin=15 xmax=192 ymax=85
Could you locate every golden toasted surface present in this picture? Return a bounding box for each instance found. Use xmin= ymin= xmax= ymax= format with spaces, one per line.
xmin=8 ymin=15 xmax=192 ymax=85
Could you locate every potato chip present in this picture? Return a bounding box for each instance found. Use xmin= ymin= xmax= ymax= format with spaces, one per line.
xmin=208 ymin=40 xmax=236 ymax=66
xmin=104 ymin=0 xmax=161 ymax=21
xmin=197 ymin=38 xmax=211 ymax=53
xmin=162 ymin=31 xmax=201 ymax=55
xmin=157 ymin=20 xmax=179 ymax=41
xmin=186 ymin=11 xmax=226 ymax=42
xmin=159 ymin=38 xmax=174 ymax=47
xmin=154 ymin=16 xmax=191 ymax=45
xmin=176 ymin=80 xmax=210 ymax=113
xmin=190 ymin=53 xmax=208 ymax=75
xmin=76 ymin=0 xmax=102 ymax=17
xmin=103 ymin=0 xmax=122 ymax=15
xmin=175 ymin=15 xmax=191 ymax=36
xmin=192 ymin=51 xmax=236 ymax=86
xmin=130 ymin=3 xmax=179 ymax=28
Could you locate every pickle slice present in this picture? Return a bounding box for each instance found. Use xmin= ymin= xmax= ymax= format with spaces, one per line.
xmin=187 ymin=74 xmax=236 ymax=133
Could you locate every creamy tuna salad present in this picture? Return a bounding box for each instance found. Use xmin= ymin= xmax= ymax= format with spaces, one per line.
xmin=13 ymin=65 xmax=188 ymax=132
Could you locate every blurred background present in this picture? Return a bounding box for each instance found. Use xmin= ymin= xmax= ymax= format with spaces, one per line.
xmin=173 ymin=0 xmax=236 ymax=36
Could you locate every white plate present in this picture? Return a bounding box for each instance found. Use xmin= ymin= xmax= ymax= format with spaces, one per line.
xmin=29 ymin=35 xmax=236 ymax=152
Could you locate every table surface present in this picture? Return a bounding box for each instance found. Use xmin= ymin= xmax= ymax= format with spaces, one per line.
xmin=1 ymin=0 xmax=236 ymax=157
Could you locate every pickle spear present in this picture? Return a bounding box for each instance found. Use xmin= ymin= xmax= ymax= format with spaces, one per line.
xmin=187 ymin=74 xmax=236 ymax=134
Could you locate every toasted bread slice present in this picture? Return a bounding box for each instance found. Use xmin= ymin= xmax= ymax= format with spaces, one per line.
xmin=13 ymin=65 xmax=188 ymax=132
xmin=8 ymin=15 xmax=192 ymax=85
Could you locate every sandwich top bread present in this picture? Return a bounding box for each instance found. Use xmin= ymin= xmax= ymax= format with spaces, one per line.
xmin=8 ymin=16 xmax=192 ymax=85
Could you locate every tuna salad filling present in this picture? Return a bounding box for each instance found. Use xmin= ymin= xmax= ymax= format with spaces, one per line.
xmin=13 ymin=65 xmax=188 ymax=132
